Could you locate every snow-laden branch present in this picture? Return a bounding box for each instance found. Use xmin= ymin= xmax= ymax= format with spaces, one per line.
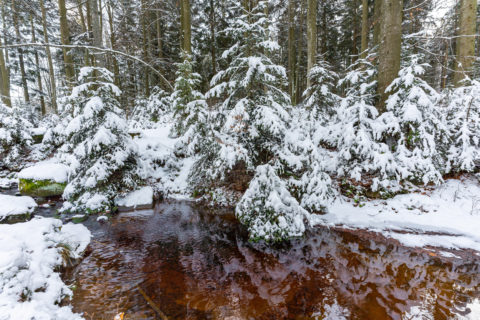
xmin=0 ymin=42 xmax=174 ymax=91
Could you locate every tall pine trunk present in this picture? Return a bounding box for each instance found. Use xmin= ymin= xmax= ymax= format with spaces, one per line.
xmin=454 ymin=0 xmax=478 ymax=86
xmin=40 ymin=0 xmax=58 ymax=113
xmin=0 ymin=35 xmax=10 ymax=107
xmin=360 ymin=0 xmax=368 ymax=59
xmin=89 ymin=0 xmax=103 ymax=66
xmin=288 ymin=0 xmax=296 ymax=104
xmin=11 ymin=0 xmax=30 ymax=103
xmin=58 ymin=0 xmax=75 ymax=87
xmin=377 ymin=0 xmax=402 ymax=112
xmin=306 ymin=0 xmax=317 ymax=88
xmin=181 ymin=0 xmax=192 ymax=55
xmin=30 ymin=14 xmax=46 ymax=115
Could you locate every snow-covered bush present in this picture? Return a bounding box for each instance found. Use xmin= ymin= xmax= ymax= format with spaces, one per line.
xmin=236 ymin=164 xmax=309 ymax=242
xmin=201 ymin=0 xmax=291 ymax=183
xmin=0 ymin=103 xmax=33 ymax=169
xmin=446 ymin=78 xmax=480 ymax=172
xmin=130 ymin=86 xmax=171 ymax=130
xmin=60 ymin=67 xmax=141 ymax=213
xmin=379 ymin=55 xmax=446 ymax=185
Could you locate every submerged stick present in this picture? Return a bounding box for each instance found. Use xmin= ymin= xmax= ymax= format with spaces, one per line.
xmin=136 ymin=285 xmax=169 ymax=320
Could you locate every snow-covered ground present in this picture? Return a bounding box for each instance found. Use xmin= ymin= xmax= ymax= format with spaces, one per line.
xmin=0 ymin=217 xmax=90 ymax=319
xmin=0 ymin=194 xmax=37 ymax=220
xmin=312 ymin=175 xmax=480 ymax=252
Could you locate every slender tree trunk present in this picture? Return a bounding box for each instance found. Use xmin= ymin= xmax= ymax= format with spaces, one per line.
xmin=377 ymin=0 xmax=403 ymax=112
xmin=288 ymin=0 xmax=296 ymax=104
xmin=107 ymin=2 xmax=119 ymax=86
xmin=0 ymin=36 xmax=10 ymax=106
xmin=209 ymin=0 xmax=216 ymax=77
xmin=156 ymin=6 xmax=163 ymax=62
xmin=360 ymin=0 xmax=368 ymax=59
xmin=296 ymin=0 xmax=305 ymax=101
xmin=306 ymin=0 xmax=317 ymax=88
xmin=141 ymin=0 xmax=150 ymax=96
xmin=181 ymin=0 xmax=192 ymax=55
xmin=90 ymin=0 xmax=103 ymax=66
xmin=11 ymin=0 xmax=30 ymax=103
xmin=351 ymin=0 xmax=359 ymax=61
xmin=454 ymin=0 xmax=478 ymax=86
xmin=30 ymin=14 xmax=46 ymax=115
xmin=373 ymin=0 xmax=382 ymax=48
xmin=40 ymin=0 xmax=58 ymax=112
xmin=58 ymin=0 xmax=75 ymax=87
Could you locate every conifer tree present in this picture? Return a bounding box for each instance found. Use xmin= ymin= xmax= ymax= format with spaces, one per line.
xmin=61 ymin=67 xmax=141 ymax=213
xmin=446 ymin=78 xmax=480 ymax=172
xmin=380 ymin=55 xmax=446 ymax=185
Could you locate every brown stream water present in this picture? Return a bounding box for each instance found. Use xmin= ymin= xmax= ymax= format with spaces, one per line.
xmin=63 ymin=201 xmax=480 ymax=320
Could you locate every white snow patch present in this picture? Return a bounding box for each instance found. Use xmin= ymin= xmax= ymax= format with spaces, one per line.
xmin=0 ymin=217 xmax=90 ymax=319
xmin=116 ymin=186 xmax=154 ymax=208
xmin=312 ymin=177 xmax=480 ymax=252
xmin=18 ymin=161 xmax=69 ymax=183
xmin=0 ymin=194 xmax=37 ymax=220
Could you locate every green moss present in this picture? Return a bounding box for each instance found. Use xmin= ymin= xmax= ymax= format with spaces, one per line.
xmin=71 ymin=215 xmax=88 ymax=223
xmin=19 ymin=178 xmax=66 ymax=197
xmin=0 ymin=212 xmax=32 ymax=224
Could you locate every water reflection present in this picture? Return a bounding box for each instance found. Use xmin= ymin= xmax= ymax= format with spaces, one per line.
xmin=64 ymin=201 xmax=480 ymax=319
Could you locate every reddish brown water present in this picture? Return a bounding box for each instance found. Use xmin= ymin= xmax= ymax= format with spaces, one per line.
xmin=64 ymin=201 xmax=480 ymax=320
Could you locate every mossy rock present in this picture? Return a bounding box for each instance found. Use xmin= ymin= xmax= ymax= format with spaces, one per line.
xmin=71 ymin=214 xmax=88 ymax=223
xmin=0 ymin=212 xmax=32 ymax=224
xmin=18 ymin=178 xmax=66 ymax=197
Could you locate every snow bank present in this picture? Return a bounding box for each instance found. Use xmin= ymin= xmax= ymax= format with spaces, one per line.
xmin=0 ymin=194 xmax=37 ymax=220
xmin=18 ymin=161 xmax=69 ymax=183
xmin=312 ymin=176 xmax=480 ymax=252
xmin=0 ymin=217 xmax=90 ymax=319
xmin=116 ymin=186 xmax=154 ymax=210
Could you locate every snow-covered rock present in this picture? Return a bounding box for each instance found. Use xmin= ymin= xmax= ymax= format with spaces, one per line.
xmin=115 ymin=186 xmax=154 ymax=212
xmin=18 ymin=162 xmax=69 ymax=183
xmin=18 ymin=161 xmax=68 ymax=197
xmin=0 ymin=194 xmax=37 ymax=223
xmin=0 ymin=217 xmax=90 ymax=319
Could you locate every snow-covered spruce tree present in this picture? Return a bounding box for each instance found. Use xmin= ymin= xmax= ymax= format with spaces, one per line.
xmin=0 ymin=103 xmax=33 ymax=170
xmin=446 ymin=78 xmax=480 ymax=172
xmin=201 ymin=1 xmax=325 ymax=241
xmin=379 ymin=55 xmax=446 ymax=185
xmin=236 ymin=164 xmax=310 ymax=242
xmin=130 ymin=86 xmax=172 ymax=130
xmin=203 ymin=0 xmax=291 ymax=180
xmin=170 ymin=52 xmax=209 ymax=155
xmin=331 ymin=59 xmax=400 ymax=192
xmin=303 ymin=58 xmax=340 ymax=122
xmin=61 ymin=67 xmax=141 ymax=213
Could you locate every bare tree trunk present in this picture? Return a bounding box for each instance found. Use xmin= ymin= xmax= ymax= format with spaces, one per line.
xmin=377 ymin=0 xmax=403 ymax=112
xmin=182 ymin=0 xmax=192 ymax=55
xmin=306 ymin=0 xmax=317 ymax=88
xmin=30 ymin=14 xmax=46 ymax=115
xmin=454 ymin=0 xmax=478 ymax=86
xmin=141 ymin=0 xmax=150 ymax=96
xmin=351 ymin=0 xmax=359 ymax=61
xmin=0 ymin=36 xmax=10 ymax=107
xmin=156 ymin=6 xmax=163 ymax=62
xmin=360 ymin=0 xmax=368 ymax=59
xmin=296 ymin=0 xmax=305 ymax=101
xmin=90 ymin=0 xmax=103 ymax=66
xmin=209 ymin=0 xmax=216 ymax=77
xmin=373 ymin=0 xmax=382 ymax=48
xmin=106 ymin=1 xmax=119 ymax=86
xmin=76 ymin=0 xmax=90 ymax=67
xmin=11 ymin=0 xmax=30 ymax=103
xmin=40 ymin=0 xmax=57 ymax=113
xmin=288 ymin=0 xmax=296 ymax=104
xmin=58 ymin=0 xmax=75 ymax=87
